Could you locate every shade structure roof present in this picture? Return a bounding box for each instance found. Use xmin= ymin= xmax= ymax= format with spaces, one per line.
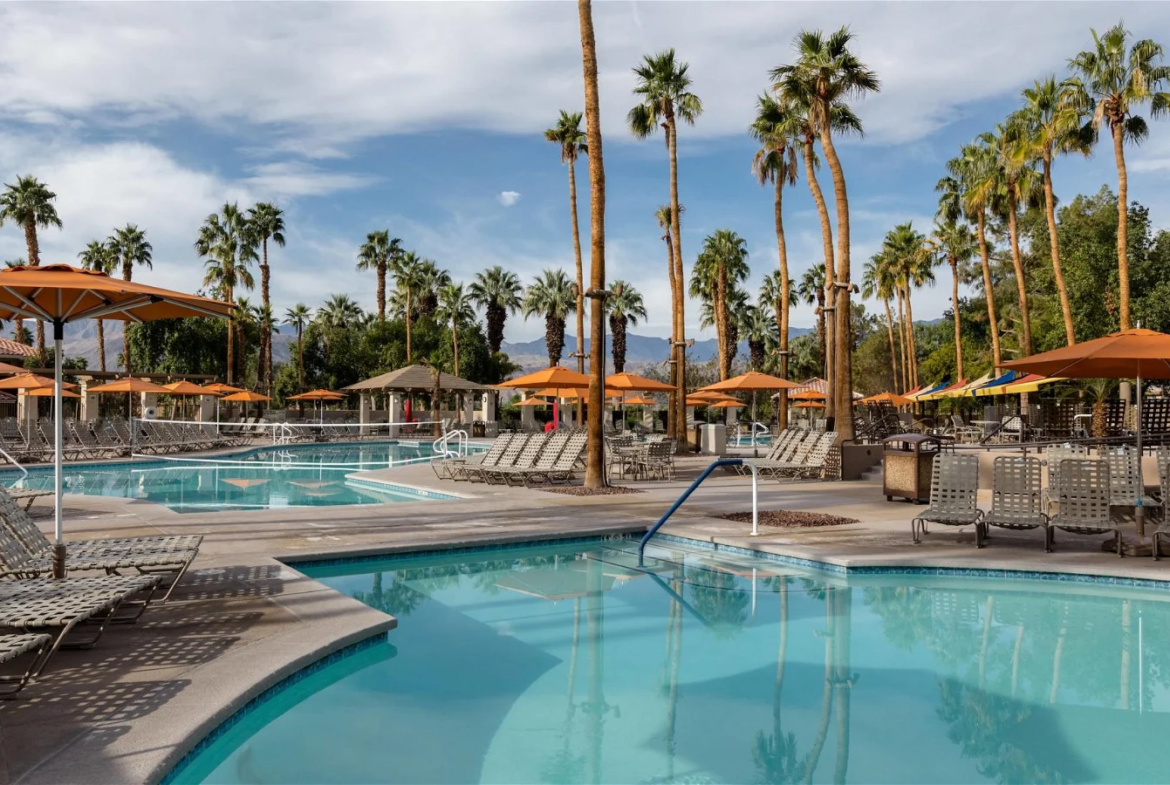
xmin=698 ymin=371 xmax=799 ymax=392
xmin=1001 ymin=328 xmax=1170 ymax=379
xmin=202 ymin=383 xmax=244 ymax=395
xmin=221 ymin=390 xmax=271 ymax=402
xmin=0 ymin=373 xmax=76 ymax=390
xmin=25 ymin=387 xmax=80 ymax=398
xmin=918 ymin=378 xmax=968 ymax=401
xmin=288 ymin=389 xmax=346 ymax=401
xmin=972 ymin=371 xmax=1024 ymax=397
xmin=604 ymin=372 xmax=676 ymax=392
xmin=0 ymin=264 xmax=233 ymax=324
xmin=344 ymin=364 xmax=489 ymax=392
xmin=906 ymin=382 xmax=948 ymax=401
xmin=161 ymin=381 xmax=213 ymax=396
xmin=999 ymin=374 xmax=1065 ymax=395
xmin=938 ymin=371 xmax=995 ymax=399
xmin=497 ymin=366 xmax=591 ymax=390
xmin=87 ymin=378 xmax=171 ymax=394
xmin=859 ymin=391 xmax=913 ymax=407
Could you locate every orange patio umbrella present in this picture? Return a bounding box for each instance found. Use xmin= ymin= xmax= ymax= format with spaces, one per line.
xmin=688 ymin=389 xmax=733 ymax=401
xmin=162 ymin=380 xmax=213 ymax=421
xmin=515 ymin=397 xmax=549 ymax=407
xmin=88 ymin=379 xmax=175 ymax=445
xmin=202 ymin=382 xmax=244 ymax=395
xmin=534 ymin=387 xmax=622 ymax=400
xmin=709 ymin=400 xmax=744 ymax=409
xmin=605 ymin=372 xmax=676 ymax=392
xmin=25 ymin=387 xmax=80 ymax=399
xmin=0 ymin=361 xmax=28 ymax=375
xmin=221 ymin=390 xmax=271 ymax=422
xmin=794 ymin=401 xmax=826 ymax=409
xmin=860 ymin=391 xmax=913 ymax=407
xmin=622 ymin=395 xmax=659 ymax=406
xmin=288 ymin=389 xmax=345 ymax=424
xmin=499 ymin=366 xmax=592 ymax=389
xmin=0 ymin=263 xmax=232 ymax=573
xmin=0 ymin=373 xmax=76 ymax=390
xmin=698 ymin=371 xmax=799 ymax=393
xmin=789 ymin=388 xmax=826 ymax=401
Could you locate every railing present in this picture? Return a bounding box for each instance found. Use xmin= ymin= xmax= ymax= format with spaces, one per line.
xmin=637 ymin=458 xmax=760 ymax=566
xmin=0 ymin=444 xmax=27 ymax=477
xmin=433 ymin=428 xmax=468 ymax=459
xmin=734 ymin=422 xmax=770 ymax=447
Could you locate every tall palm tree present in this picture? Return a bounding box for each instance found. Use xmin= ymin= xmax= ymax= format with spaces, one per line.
xmin=940 ymin=143 xmax=1003 ymax=368
xmin=110 ymin=223 xmax=153 ymax=373
xmin=390 ymin=250 xmax=422 ymax=362
xmin=316 ymin=294 xmax=364 ymax=331
xmin=655 ymin=204 xmax=681 ymax=437
xmin=1012 ymin=77 xmax=1088 ymax=346
xmin=414 ymin=259 xmax=450 ymax=319
xmin=436 ymin=283 xmax=475 ymax=376
xmin=247 ymin=202 xmax=285 ymax=392
xmin=284 ymin=303 xmax=311 ymax=390
xmin=234 ymin=296 xmax=256 ymax=384
xmin=468 ymin=266 xmax=523 ymax=355
xmin=629 ymin=48 xmax=701 ymax=446
xmin=750 ymin=93 xmax=799 ymax=416
xmin=885 ymin=223 xmax=932 ymax=390
xmin=196 ymin=203 xmax=257 ymax=384
xmin=772 ymin=27 xmax=879 ymax=441
xmin=545 ymin=110 xmax=589 ymax=380
xmin=0 ymin=175 xmax=62 ymax=359
xmin=797 ymin=264 xmax=827 ymax=376
xmin=605 ymin=281 xmax=646 ymax=373
xmin=862 ymin=253 xmax=902 ymax=392
xmin=356 ymin=230 xmax=401 ymax=322
xmin=691 ymin=230 xmax=750 ymax=380
xmin=77 ymin=240 xmax=118 ymax=372
xmin=930 ymin=219 xmax=975 ymax=378
xmin=522 ymin=269 xmax=576 ymax=368
xmin=1068 ymin=23 xmax=1170 ymax=330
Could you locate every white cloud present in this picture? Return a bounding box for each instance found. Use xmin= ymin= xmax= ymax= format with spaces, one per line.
xmin=497 ymin=190 xmax=521 ymax=207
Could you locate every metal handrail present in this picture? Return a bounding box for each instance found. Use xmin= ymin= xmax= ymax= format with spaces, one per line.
xmin=0 ymin=444 xmax=27 ymax=477
xmin=637 ymin=458 xmax=760 ymax=566
xmin=433 ymin=428 xmax=468 ymax=459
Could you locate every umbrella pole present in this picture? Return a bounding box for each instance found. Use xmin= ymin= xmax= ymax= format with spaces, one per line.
xmin=1137 ymin=372 xmax=1145 ymax=538
xmin=52 ymin=322 xmax=64 ymax=579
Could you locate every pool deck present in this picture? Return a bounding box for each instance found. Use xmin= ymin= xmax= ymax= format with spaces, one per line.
xmin=3 ymin=450 xmax=1170 ymax=783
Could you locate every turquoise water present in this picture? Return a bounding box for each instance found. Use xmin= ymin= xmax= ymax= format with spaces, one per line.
xmin=1 ymin=442 xmax=458 ymax=512
xmin=173 ymin=540 xmax=1170 ymax=784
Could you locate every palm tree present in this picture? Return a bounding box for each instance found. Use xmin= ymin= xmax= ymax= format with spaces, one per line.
xmin=390 ymin=250 xmax=422 ymax=362
xmin=797 ymin=264 xmax=827 ymax=376
xmin=247 ymin=202 xmax=285 ymax=393
xmin=436 ymin=283 xmax=475 ymax=376
xmin=750 ymin=93 xmax=799 ymax=415
xmin=655 ymin=204 xmax=681 ymax=437
xmin=1012 ymin=77 xmax=1088 ymax=346
xmin=77 ymin=240 xmax=118 ymax=372
xmin=1068 ymin=23 xmax=1170 ymax=330
xmin=884 ymin=223 xmax=932 ymax=389
xmin=940 ymin=143 xmax=1003 ymax=368
xmin=284 ymin=303 xmax=311 ymax=390
xmin=356 ymin=230 xmax=401 ymax=322
xmin=862 ymin=253 xmax=902 ymax=392
xmin=317 ymin=294 xmax=364 ymax=331
xmin=522 ymin=269 xmax=576 ymax=368
xmin=110 ymin=223 xmax=153 ymax=373
xmin=234 ymin=296 xmax=256 ymax=384
xmin=0 ymin=175 xmax=62 ymax=358
xmin=414 ymin=259 xmax=450 ymax=319
xmin=606 ymin=281 xmax=646 ymax=373
xmin=629 ymin=48 xmax=701 ymax=445
xmin=545 ymin=110 xmax=589 ymax=380
xmin=772 ymin=27 xmax=879 ymax=441
xmin=196 ymin=203 xmax=256 ymax=384
xmin=691 ymin=230 xmax=750 ymax=379
xmin=930 ymin=219 xmax=975 ymax=378
xmin=468 ymin=266 xmax=523 ymax=355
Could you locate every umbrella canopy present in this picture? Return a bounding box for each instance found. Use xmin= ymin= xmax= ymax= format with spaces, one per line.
xmin=0 ymin=361 xmax=28 ymax=375
xmin=688 ymin=390 xmax=733 ymax=401
xmin=221 ymin=390 xmax=271 ymax=402
xmin=709 ymin=400 xmax=743 ymax=409
xmin=25 ymin=387 xmax=80 ymax=399
xmin=918 ymin=378 xmax=968 ymax=401
xmin=533 ymin=387 xmax=622 ymax=400
xmin=999 ymin=375 xmax=1066 ymax=395
xmin=686 ymin=394 xmax=738 ymax=406
xmin=288 ymin=389 xmax=346 ymax=401
xmin=859 ymin=391 xmax=913 ymax=407
xmin=0 ymin=373 xmax=76 ymax=390
xmin=87 ymin=378 xmax=172 ymax=395
xmin=515 ymin=398 xmax=549 ymax=407
xmin=1001 ymin=329 xmax=1170 ymax=378
xmin=498 ymin=366 xmax=592 ymax=389
xmin=938 ymin=372 xmax=996 ymax=399
xmin=161 ymin=380 xmax=214 ymax=396
xmin=789 ymin=388 xmax=826 ymax=401
xmin=906 ymin=382 xmax=948 ymax=401
xmin=622 ymin=395 xmax=659 ymax=406
xmin=202 ymin=383 xmax=244 ymax=395
xmin=605 ymin=372 xmax=676 ymax=392
xmin=698 ymin=371 xmax=799 ymax=393
xmin=795 ymin=401 xmax=826 ymax=409
xmin=972 ymin=371 xmax=1024 ymax=397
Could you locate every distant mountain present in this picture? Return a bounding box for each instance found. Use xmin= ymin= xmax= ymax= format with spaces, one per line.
xmin=60 ymin=320 xmax=294 ymax=369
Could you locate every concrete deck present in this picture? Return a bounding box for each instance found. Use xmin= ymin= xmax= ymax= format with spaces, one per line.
xmin=2 ymin=452 xmax=1169 ymax=783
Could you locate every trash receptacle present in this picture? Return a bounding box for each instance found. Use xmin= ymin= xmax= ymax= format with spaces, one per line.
xmin=882 ymin=433 xmax=940 ymax=503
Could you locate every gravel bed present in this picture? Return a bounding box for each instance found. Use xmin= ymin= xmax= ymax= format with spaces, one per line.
xmin=722 ymin=509 xmax=858 ymax=528
xmin=540 ymin=485 xmax=646 ymax=496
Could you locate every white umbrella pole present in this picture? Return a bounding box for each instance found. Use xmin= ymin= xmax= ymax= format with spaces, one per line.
xmin=1137 ymin=371 xmax=1145 ymax=538
xmin=52 ymin=324 xmax=64 ymax=579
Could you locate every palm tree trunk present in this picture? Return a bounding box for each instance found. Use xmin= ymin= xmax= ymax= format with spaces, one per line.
xmin=775 ymin=179 xmax=791 ymax=430
xmin=975 ymin=212 xmax=1002 ymax=368
xmin=1113 ymin=122 xmax=1131 ymax=331
xmin=816 ymin=293 xmax=826 ymax=377
xmin=97 ymin=320 xmax=106 ymax=373
xmin=819 ymin=126 xmax=852 ymax=440
xmin=1042 ymin=157 xmax=1075 ymax=345
xmin=905 ymin=284 xmax=919 ymax=389
xmin=578 ymin=0 xmax=606 ymax=488
xmin=802 ymin=137 xmax=835 ymax=419
xmin=226 ymin=286 xmax=235 ymax=385
xmin=896 ymin=289 xmax=910 ymax=392
xmin=296 ymin=327 xmax=304 ymax=389
xmin=23 ymin=225 xmax=44 ymax=363
xmin=405 ymin=292 xmax=413 ymax=363
xmin=950 ymin=257 xmax=963 ymax=379
xmin=1007 ymin=195 xmax=1032 ymax=355
xmin=569 ymin=158 xmax=586 ymax=428
xmin=452 ymin=320 xmax=460 ymax=376
xmin=717 ymin=265 xmax=730 ymax=380
xmin=261 ymin=238 xmax=270 ymax=392
xmin=665 ymin=231 xmax=677 ymax=439
xmin=883 ymin=299 xmax=898 ymax=392
xmin=376 ymin=263 xmax=386 ymax=321
xmin=668 ymin=117 xmax=687 ymax=450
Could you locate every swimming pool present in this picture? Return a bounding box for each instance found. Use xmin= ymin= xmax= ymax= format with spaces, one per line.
xmin=1 ymin=441 xmax=465 ymax=512
xmin=171 ymin=538 xmax=1170 ymax=784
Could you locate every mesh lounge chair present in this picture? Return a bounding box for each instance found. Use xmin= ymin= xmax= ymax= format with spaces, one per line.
xmin=1042 ymin=444 xmax=1090 ymax=513
xmin=0 ymin=633 xmax=53 ymax=697
xmin=1154 ymin=462 xmax=1170 ymax=560
xmin=492 ymin=431 xmax=575 ymax=486
xmin=454 ymin=433 xmax=529 ymax=482
xmin=1048 ymin=459 xmax=1120 ymax=556
xmin=432 ymin=434 xmax=512 ymax=480
xmin=7 ymin=489 xmax=53 ymax=511
xmin=480 ymin=433 xmax=553 ymax=485
xmin=1104 ymin=446 xmax=1162 ymax=517
xmin=982 ymin=456 xmax=1048 ymax=549
xmin=912 ymin=453 xmax=982 ymax=544
xmin=750 ymin=432 xmax=836 ymax=480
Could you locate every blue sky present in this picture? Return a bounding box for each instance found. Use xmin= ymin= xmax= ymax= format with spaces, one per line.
xmin=1 ymin=1 xmax=1169 ymax=345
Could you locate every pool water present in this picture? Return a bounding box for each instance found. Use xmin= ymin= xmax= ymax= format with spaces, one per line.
xmin=2 ymin=441 xmax=458 ymax=512
xmin=173 ymin=540 xmax=1170 ymax=784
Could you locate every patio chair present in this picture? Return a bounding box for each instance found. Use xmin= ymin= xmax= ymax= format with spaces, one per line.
xmin=493 ymin=431 xmax=575 ymax=486
xmin=1154 ymin=461 xmax=1170 ymax=560
xmin=634 ymin=439 xmax=676 ymax=481
xmin=1103 ymin=446 xmax=1161 ymax=517
xmin=981 ymin=456 xmax=1048 ymax=549
xmin=0 ymin=633 xmax=53 ymax=696
xmin=944 ymin=415 xmax=982 ymax=444
xmin=71 ymin=422 xmax=115 ymax=459
xmin=911 ymin=453 xmax=982 ymax=544
xmin=480 ymin=432 xmax=555 ymax=485
xmin=95 ymin=421 xmax=129 ymax=456
xmin=454 ymin=433 xmax=529 ymax=482
xmin=6 ymin=489 xmax=53 ymax=511
xmin=1047 ymin=459 xmax=1120 ymax=556
xmin=1042 ymin=444 xmax=1090 ymax=513
xmin=432 ymin=433 xmax=512 ymax=480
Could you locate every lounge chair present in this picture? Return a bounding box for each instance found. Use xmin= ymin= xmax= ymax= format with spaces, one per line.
xmin=479 ymin=433 xmax=552 ymax=485
xmin=981 ymin=456 xmax=1048 ymax=549
xmin=7 ymin=489 xmax=53 ymax=511
xmin=1153 ymin=461 xmax=1170 ymax=560
xmin=750 ymin=432 xmax=837 ymax=480
xmin=461 ymin=433 xmax=532 ymax=483
xmin=912 ymin=453 xmax=982 ymax=544
xmin=1047 ymin=459 xmax=1120 ymax=556
xmin=0 ymin=633 xmax=53 ymax=696
xmin=432 ymin=434 xmax=512 ymax=480
xmin=491 ymin=431 xmax=574 ymax=486
xmin=1104 ymin=446 xmax=1161 ymax=517
xmin=1042 ymin=444 xmax=1090 ymax=513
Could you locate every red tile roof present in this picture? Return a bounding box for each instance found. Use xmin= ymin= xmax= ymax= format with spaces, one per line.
xmin=0 ymin=338 xmax=36 ymax=358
